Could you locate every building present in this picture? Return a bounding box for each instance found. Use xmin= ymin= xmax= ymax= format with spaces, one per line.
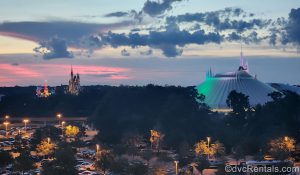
xmin=196 ymin=51 xmax=277 ymax=111
xmin=36 ymin=80 xmax=55 ymax=98
xmin=67 ymin=67 xmax=80 ymax=95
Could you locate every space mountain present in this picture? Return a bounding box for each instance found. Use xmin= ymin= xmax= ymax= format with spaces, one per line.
xmin=196 ymin=52 xmax=277 ymax=111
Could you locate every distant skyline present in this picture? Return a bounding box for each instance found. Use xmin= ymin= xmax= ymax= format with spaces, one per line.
xmin=0 ymin=0 xmax=299 ymax=86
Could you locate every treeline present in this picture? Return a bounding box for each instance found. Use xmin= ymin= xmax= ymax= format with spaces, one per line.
xmin=0 ymin=85 xmax=300 ymax=155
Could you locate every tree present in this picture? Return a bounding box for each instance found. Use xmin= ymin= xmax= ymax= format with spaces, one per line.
xmin=0 ymin=150 xmax=13 ymax=170
xmin=13 ymin=135 xmax=27 ymax=152
xmin=195 ymin=140 xmax=209 ymax=156
xmin=210 ymin=141 xmax=226 ymax=159
xmin=226 ymin=90 xmax=251 ymax=117
xmin=42 ymin=142 xmax=78 ymax=175
xmin=269 ymin=136 xmax=296 ymax=160
xmin=31 ymin=125 xmax=61 ymax=149
xmin=95 ymin=152 xmax=113 ymax=174
xmin=268 ymin=91 xmax=283 ymax=102
xmin=36 ymin=139 xmax=56 ymax=158
xmin=13 ymin=151 xmax=35 ymax=174
xmin=65 ymin=125 xmax=80 ymax=137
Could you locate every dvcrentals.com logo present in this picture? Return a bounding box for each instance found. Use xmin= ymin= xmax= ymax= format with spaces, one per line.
xmin=225 ymin=165 xmax=300 ymax=173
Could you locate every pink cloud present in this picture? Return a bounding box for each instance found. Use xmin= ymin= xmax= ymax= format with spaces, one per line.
xmin=0 ymin=63 xmax=131 ymax=86
xmin=0 ymin=64 xmax=40 ymax=77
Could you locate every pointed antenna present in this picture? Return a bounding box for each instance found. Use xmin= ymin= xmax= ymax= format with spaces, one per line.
xmin=240 ymin=44 xmax=243 ymax=67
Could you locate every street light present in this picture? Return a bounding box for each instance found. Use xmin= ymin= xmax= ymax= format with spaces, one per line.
xmin=207 ymin=137 xmax=211 ymax=160
xmin=284 ymin=136 xmax=288 ymax=142
xmin=23 ymin=119 xmax=29 ymax=133
xmin=174 ymin=161 xmax=179 ymax=175
xmin=96 ymin=144 xmax=100 ymax=153
xmin=96 ymin=144 xmax=100 ymax=160
xmin=47 ymin=137 xmax=51 ymax=144
xmin=61 ymin=121 xmax=66 ymax=136
xmin=57 ymin=113 xmax=62 ymax=127
xmin=3 ymin=122 xmax=10 ymax=137
xmin=4 ymin=115 xmax=10 ymax=120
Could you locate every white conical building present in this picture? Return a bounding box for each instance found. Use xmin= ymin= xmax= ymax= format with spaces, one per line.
xmin=196 ymin=52 xmax=277 ymax=111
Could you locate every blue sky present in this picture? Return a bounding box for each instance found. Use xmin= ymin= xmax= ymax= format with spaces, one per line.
xmin=0 ymin=0 xmax=299 ymax=86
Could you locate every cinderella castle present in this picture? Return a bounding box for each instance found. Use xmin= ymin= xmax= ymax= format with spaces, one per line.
xmin=67 ymin=67 xmax=80 ymax=95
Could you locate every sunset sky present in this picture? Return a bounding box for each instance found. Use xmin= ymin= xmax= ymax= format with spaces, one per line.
xmin=0 ymin=0 xmax=299 ymax=86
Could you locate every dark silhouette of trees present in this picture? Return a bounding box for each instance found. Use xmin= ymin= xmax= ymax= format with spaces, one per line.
xmin=13 ymin=151 xmax=35 ymax=174
xmin=95 ymin=152 xmax=113 ymax=174
xmin=1 ymin=86 xmax=300 ymax=158
xmin=0 ymin=150 xmax=13 ymax=170
xmin=42 ymin=142 xmax=78 ymax=175
xmin=226 ymin=90 xmax=251 ymax=117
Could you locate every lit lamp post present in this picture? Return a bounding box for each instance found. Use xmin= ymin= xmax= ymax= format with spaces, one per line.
xmin=207 ymin=137 xmax=211 ymax=160
xmin=96 ymin=144 xmax=100 ymax=160
xmin=47 ymin=137 xmax=51 ymax=144
xmin=4 ymin=115 xmax=10 ymax=120
xmin=61 ymin=121 xmax=66 ymax=136
xmin=174 ymin=161 xmax=179 ymax=175
xmin=3 ymin=122 xmax=10 ymax=137
xmin=23 ymin=119 xmax=29 ymax=134
xmin=57 ymin=113 xmax=62 ymax=127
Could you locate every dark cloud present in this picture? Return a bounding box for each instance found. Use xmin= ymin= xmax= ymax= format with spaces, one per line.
xmin=227 ymin=32 xmax=242 ymax=41
xmin=121 ymin=48 xmax=130 ymax=56
xmin=104 ymin=11 xmax=129 ymax=17
xmin=167 ymin=7 xmax=246 ymax=23
xmin=286 ymin=8 xmax=300 ymax=45
xmin=157 ymin=45 xmax=182 ymax=57
xmin=11 ymin=63 xmax=19 ymax=66
xmin=94 ymin=22 xmax=223 ymax=57
xmin=166 ymin=8 xmax=269 ymax=33
xmin=142 ymin=0 xmax=183 ymax=17
xmin=218 ymin=19 xmax=267 ymax=32
xmin=34 ymin=37 xmax=73 ymax=59
xmin=244 ymin=31 xmax=262 ymax=44
xmin=0 ymin=21 xmax=132 ymax=44
xmin=269 ymin=33 xmax=277 ymax=46
xmin=140 ymin=49 xmax=153 ymax=56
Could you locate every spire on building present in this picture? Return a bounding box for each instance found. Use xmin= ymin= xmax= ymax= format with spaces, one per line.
xmin=239 ymin=44 xmax=249 ymax=72
xmin=67 ymin=66 xmax=80 ymax=95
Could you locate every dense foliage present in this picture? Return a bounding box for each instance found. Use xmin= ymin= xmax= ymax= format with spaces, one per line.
xmin=0 ymin=85 xmax=299 ymax=155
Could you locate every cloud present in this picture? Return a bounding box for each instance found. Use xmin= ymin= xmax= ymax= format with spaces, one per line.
xmin=269 ymin=33 xmax=277 ymax=46
xmin=167 ymin=7 xmax=246 ymax=23
xmin=95 ymin=22 xmax=223 ymax=57
xmin=166 ymin=8 xmax=268 ymax=32
xmin=286 ymin=8 xmax=300 ymax=45
xmin=105 ymin=0 xmax=185 ymax=21
xmin=157 ymin=44 xmax=182 ymax=57
xmin=121 ymin=48 xmax=130 ymax=56
xmin=227 ymin=32 xmax=242 ymax=41
xmin=105 ymin=11 xmax=129 ymax=17
xmin=140 ymin=49 xmax=153 ymax=56
xmin=142 ymin=0 xmax=183 ymax=17
xmin=34 ymin=37 xmax=73 ymax=59
xmin=0 ymin=21 xmax=133 ymax=44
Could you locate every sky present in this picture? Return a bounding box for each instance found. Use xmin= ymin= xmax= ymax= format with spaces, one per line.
xmin=0 ymin=0 xmax=299 ymax=86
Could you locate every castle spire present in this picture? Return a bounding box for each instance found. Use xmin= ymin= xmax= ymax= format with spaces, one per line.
xmin=71 ymin=66 xmax=73 ymax=77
